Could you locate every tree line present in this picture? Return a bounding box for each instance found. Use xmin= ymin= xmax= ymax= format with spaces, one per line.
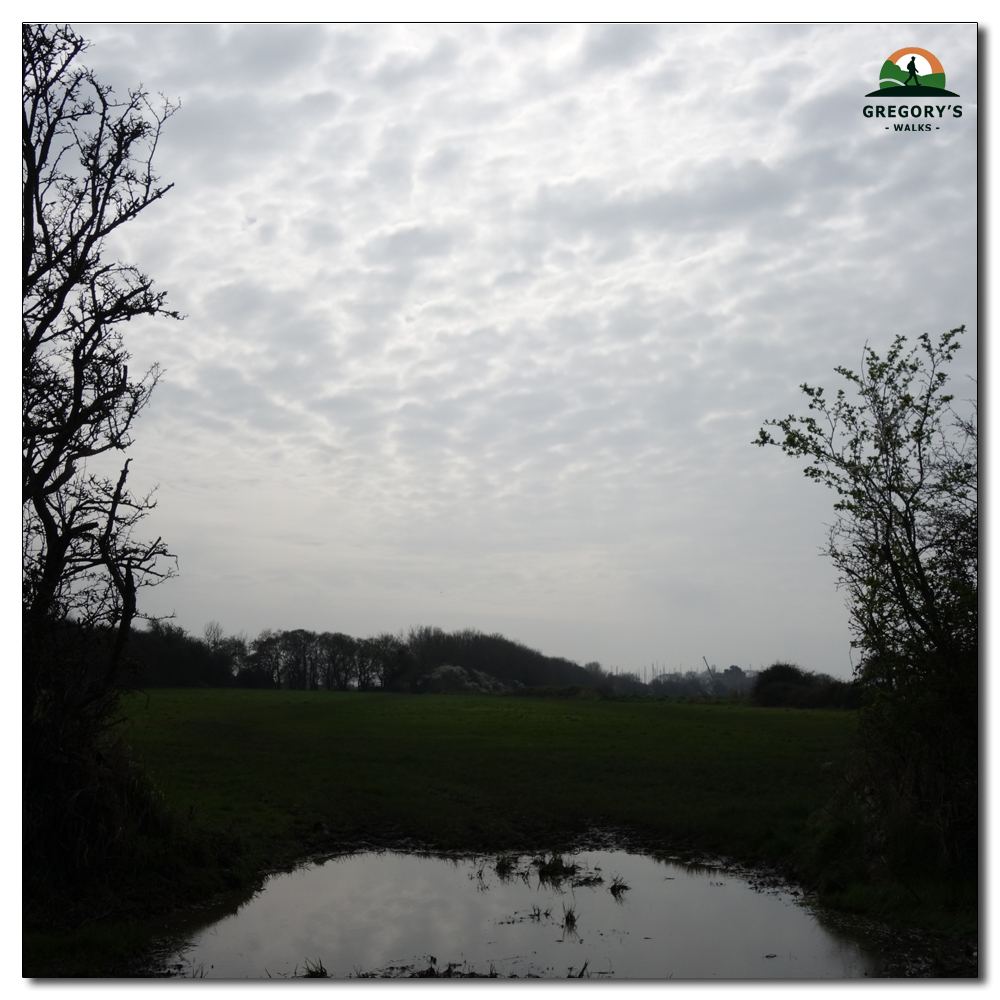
xmin=128 ymin=621 xmax=858 ymax=707
xmin=128 ymin=622 xmax=600 ymax=692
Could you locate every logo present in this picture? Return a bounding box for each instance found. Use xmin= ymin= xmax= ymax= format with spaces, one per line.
xmin=862 ymin=48 xmax=962 ymax=130
xmin=865 ymin=48 xmax=959 ymax=97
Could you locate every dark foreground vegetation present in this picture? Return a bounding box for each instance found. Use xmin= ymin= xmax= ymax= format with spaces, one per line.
xmin=22 ymin=21 xmax=187 ymax=975
xmin=758 ymin=328 xmax=978 ymax=890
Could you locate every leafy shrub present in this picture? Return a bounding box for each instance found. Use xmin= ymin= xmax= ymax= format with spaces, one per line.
xmin=752 ymin=662 xmax=861 ymax=709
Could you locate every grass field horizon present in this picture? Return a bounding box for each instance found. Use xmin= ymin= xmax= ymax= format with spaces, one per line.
xmin=120 ymin=689 xmax=857 ymax=862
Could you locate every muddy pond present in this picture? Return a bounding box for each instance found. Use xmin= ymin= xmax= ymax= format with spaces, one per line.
xmin=161 ymin=849 xmax=881 ymax=979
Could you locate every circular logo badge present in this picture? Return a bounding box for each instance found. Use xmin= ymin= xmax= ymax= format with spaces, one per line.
xmin=870 ymin=48 xmax=958 ymax=96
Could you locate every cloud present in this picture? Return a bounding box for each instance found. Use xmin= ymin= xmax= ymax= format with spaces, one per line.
xmin=371 ymin=35 xmax=461 ymax=90
xmin=74 ymin=22 xmax=977 ymax=676
xmin=581 ymin=23 xmax=662 ymax=71
xmin=364 ymin=225 xmax=456 ymax=265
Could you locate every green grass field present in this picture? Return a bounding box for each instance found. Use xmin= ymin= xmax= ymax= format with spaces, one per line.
xmin=121 ymin=689 xmax=856 ymax=864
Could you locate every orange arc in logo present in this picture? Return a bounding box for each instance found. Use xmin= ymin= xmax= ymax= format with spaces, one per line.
xmin=885 ymin=47 xmax=944 ymax=75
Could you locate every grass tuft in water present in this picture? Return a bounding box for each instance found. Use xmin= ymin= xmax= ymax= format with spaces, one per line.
xmin=535 ymin=853 xmax=580 ymax=887
xmin=494 ymin=853 xmax=518 ymax=880
xmin=298 ymin=957 xmax=329 ymax=978
xmin=609 ymin=874 xmax=631 ymax=901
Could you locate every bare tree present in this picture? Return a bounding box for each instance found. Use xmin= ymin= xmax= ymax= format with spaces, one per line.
xmin=23 ymin=22 xmax=181 ymax=901
xmin=355 ymin=638 xmax=378 ymax=691
xmin=204 ymin=621 xmax=224 ymax=651
xmin=23 ymin=23 xmax=180 ymax=699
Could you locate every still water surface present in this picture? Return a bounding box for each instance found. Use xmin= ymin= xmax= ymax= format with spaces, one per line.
xmin=164 ymin=850 xmax=880 ymax=978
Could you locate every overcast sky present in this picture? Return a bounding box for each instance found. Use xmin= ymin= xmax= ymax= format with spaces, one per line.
xmin=74 ymin=22 xmax=977 ymax=679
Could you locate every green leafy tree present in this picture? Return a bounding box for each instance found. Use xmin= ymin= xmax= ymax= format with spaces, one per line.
xmin=249 ymin=629 xmax=284 ymax=687
xmin=369 ymin=632 xmax=410 ymax=689
xmin=756 ymin=328 xmax=977 ymax=872
xmin=317 ymin=632 xmax=358 ymax=690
